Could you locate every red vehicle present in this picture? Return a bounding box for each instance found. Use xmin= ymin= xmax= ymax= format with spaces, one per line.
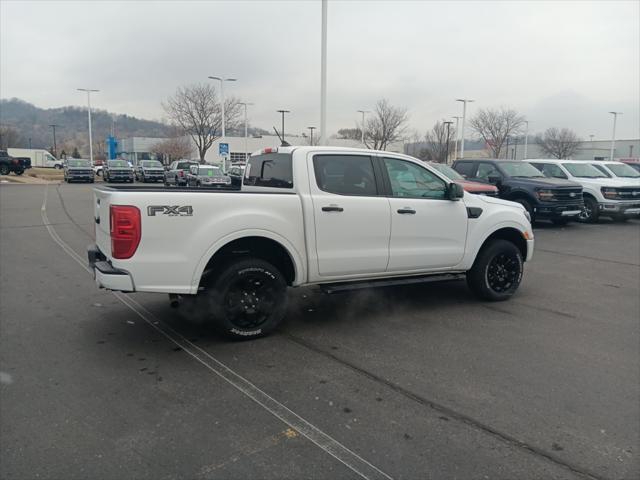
xmin=428 ymin=162 xmax=499 ymax=196
xmin=619 ymin=158 xmax=640 ymax=173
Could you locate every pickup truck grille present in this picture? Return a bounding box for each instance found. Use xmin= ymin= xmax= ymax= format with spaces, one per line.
xmin=552 ymin=188 xmax=583 ymax=202
xmin=70 ymin=170 xmax=92 ymax=175
xmin=616 ymin=187 xmax=640 ymax=199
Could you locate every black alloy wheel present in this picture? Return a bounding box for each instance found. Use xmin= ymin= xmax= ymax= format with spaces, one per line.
xmin=467 ymin=239 xmax=523 ymax=301
xmin=486 ymin=253 xmax=520 ymax=293
xmin=0 ymin=164 xmax=9 ymax=175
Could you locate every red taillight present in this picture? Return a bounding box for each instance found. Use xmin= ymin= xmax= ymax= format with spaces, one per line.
xmin=110 ymin=205 xmax=141 ymax=259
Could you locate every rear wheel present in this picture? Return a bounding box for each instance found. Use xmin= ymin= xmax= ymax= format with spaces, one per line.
xmin=579 ymin=197 xmax=599 ymax=223
xmin=467 ymin=239 xmax=523 ymax=301
xmin=0 ymin=164 xmax=9 ymax=175
xmin=15 ymin=168 xmax=24 ymax=176
xmin=197 ymin=258 xmax=288 ymax=339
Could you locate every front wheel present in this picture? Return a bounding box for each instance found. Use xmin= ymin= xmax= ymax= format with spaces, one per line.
xmin=578 ymin=197 xmax=599 ymax=223
xmin=467 ymin=239 xmax=523 ymax=301
xmin=0 ymin=165 xmax=9 ymax=175
xmin=15 ymin=169 xmax=24 ymax=176
xmin=198 ymin=258 xmax=288 ymax=339
xmin=54 ymin=164 xmax=62 ymax=170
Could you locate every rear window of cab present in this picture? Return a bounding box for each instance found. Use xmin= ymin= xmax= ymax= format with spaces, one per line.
xmin=244 ymin=153 xmax=293 ymax=188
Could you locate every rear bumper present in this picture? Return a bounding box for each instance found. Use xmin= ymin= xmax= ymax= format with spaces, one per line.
xmin=88 ymin=246 xmax=134 ymax=292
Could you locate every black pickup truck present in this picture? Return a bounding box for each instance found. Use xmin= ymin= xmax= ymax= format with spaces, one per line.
xmin=452 ymin=159 xmax=584 ymax=224
xmin=0 ymin=150 xmax=31 ymax=176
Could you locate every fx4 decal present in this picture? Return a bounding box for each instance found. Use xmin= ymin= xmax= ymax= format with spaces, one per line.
xmin=147 ymin=205 xmax=193 ymax=217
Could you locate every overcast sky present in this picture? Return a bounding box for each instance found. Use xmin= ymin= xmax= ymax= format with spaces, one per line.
xmin=1 ymin=0 xmax=639 ymax=140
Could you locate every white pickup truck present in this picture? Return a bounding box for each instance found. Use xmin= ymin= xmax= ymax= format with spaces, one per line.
xmin=88 ymin=146 xmax=534 ymax=339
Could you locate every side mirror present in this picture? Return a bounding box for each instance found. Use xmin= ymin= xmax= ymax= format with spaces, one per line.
xmin=447 ymin=182 xmax=465 ymax=200
xmin=488 ymin=175 xmax=502 ymax=185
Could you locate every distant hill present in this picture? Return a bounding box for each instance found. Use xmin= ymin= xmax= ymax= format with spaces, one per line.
xmin=0 ymin=98 xmax=172 ymax=156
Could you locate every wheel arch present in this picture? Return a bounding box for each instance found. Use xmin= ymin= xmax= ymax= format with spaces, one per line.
xmin=192 ymin=232 xmax=303 ymax=291
xmin=475 ymin=226 xmax=528 ymax=264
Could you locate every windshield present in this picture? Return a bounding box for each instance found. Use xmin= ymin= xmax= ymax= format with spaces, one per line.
xmin=108 ymin=160 xmax=129 ymax=168
xmin=499 ymin=162 xmax=545 ymax=178
xmin=177 ymin=162 xmax=196 ymax=170
xmin=141 ymin=161 xmax=162 ymax=168
xmin=562 ymin=163 xmax=607 ymax=178
xmin=607 ymin=163 xmax=640 ymax=178
xmin=429 ymin=163 xmax=464 ymax=180
xmin=67 ymin=160 xmax=90 ymax=167
xmin=200 ymin=167 xmax=222 ymax=176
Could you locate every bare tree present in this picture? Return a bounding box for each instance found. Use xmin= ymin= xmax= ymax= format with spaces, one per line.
xmin=163 ymin=84 xmax=241 ymax=161
xmin=363 ymin=99 xmax=409 ymax=150
xmin=0 ymin=125 xmax=22 ymax=149
xmin=422 ymin=121 xmax=456 ymax=163
xmin=336 ymin=127 xmax=362 ymax=140
xmin=538 ymin=127 xmax=582 ymax=159
xmin=469 ymin=107 xmax=526 ymax=158
xmin=151 ymin=136 xmax=194 ymax=164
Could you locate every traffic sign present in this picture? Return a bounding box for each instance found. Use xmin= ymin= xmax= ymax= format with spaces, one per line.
xmin=219 ymin=143 xmax=229 ymax=156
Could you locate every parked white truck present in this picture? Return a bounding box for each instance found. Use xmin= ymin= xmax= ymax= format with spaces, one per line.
xmin=88 ymin=146 xmax=534 ymax=339
xmin=7 ymin=148 xmax=63 ymax=168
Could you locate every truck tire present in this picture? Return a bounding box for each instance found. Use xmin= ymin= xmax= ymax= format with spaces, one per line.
xmin=0 ymin=164 xmax=9 ymax=175
xmin=579 ymin=197 xmax=599 ymax=223
xmin=15 ymin=168 xmax=24 ymax=176
xmin=467 ymin=239 xmax=523 ymax=301
xmin=199 ymin=258 xmax=288 ymax=339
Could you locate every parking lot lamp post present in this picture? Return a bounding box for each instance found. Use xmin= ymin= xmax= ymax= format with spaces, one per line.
xmin=239 ymin=102 xmax=253 ymax=161
xmin=77 ymin=88 xmax=99 ymax=163
xmin=443 ymin=121 xmax=453 ymax=163
xmin=452 ymin=116 xmax=461 ymax=159
xmin=357 ymin=110 xmax=369 ymax=145
xmin=523 ymin=121 xmax=529 ymax=159
xmin=49 ymin=124 xmax=60 ymax=158
xmin=456 ymin=98 xmax=474 ymax=159
xmin=276 ymin=110 xmax=290 ymax=143
xmin=208 ymin=76 xmax=236 ymax=141
xmin=307 ymin=126 xmax=316 ymax=145
xmin=319 ymin=0 xmax=328 ymax=145
xmin=608 ymin=111 xmax=622 ymax=160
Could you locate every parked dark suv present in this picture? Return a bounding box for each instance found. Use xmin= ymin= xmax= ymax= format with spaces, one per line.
xmin=452 ymin=159 xmax=584 ymax=224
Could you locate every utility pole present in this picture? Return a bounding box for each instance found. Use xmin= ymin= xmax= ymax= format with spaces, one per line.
xmin=357 ymin=110 xmax=369 ymax=145
xmin=443 ymin=121 xmax=453 ymax=164
xmin=319 ymin=0 xmax=328 ymax=145
xmin=608 ymin=111 xmax=622 ymax=160
xmin=455 ymin=98 xmax=474 ymax=158
xmin=48 ymin=124 xmax=60 ymax=158
xmin=452 ymin=116 xmax=461 ymax=159
xmin=276 ymin=110 xmax=290 ymax=144
xmin=77 ymin=88 xmax=99 ymax=163
xmin=307 ymin=126 xmax=316 ymax=146
xmin=239 ymin=102 xmax=253 ymax=161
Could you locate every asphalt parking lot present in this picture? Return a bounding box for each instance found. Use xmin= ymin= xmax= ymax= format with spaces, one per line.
xmin=1 ymin=182 xmax=638 ymax=480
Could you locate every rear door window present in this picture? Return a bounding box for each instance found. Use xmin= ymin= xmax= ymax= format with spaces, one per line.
xmin=453 ymin=162 xmax=476 ymax=178
xmin=313 ymin=155 xmax=377 ymax=196
xmin=244 ymin=153 xmax=293 ymax=188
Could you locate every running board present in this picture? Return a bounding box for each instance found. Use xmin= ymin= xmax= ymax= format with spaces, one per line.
xmin=320 ymin=273 xmax=465 ymax=294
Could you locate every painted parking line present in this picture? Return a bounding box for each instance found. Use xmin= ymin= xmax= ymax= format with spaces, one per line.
xmin=40 ymin=186 xmax=394 ymax=480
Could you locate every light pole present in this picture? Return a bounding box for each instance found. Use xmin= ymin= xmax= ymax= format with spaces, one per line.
xmin=523 ymin=121 xmax=529 ymax=160
xmin=307 ymin=126 xmax=316 ymax=145
xmin=239 ymin=102 xmax=253 ymax=161
xmin=208 ymin=76 xmax=236 ymax=140
xmin=319 ymin=0 xmax=328 ymax=145
xmin=48 ymin=124 xmax=60 ymax=158
xmin=608 ymin=111 xmax=622 ymax=160
xmin=443 ymin=121 xmax=453 ymax=164
xmin=452 ymin=116 xmax=461 ymax=159
xmin=77 ymin=88 xmax=99 ymax=163
xmin=357 ymin=110 xmax=369 ymax=145
xmin=456 ymin=98 xmax=474 ymax=159
xmin=276 ymin=110 xmax=290 ymax=143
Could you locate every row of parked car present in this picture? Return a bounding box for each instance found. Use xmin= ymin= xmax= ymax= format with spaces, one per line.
xmin=448 ymin=158 xmax=640 ymax=223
